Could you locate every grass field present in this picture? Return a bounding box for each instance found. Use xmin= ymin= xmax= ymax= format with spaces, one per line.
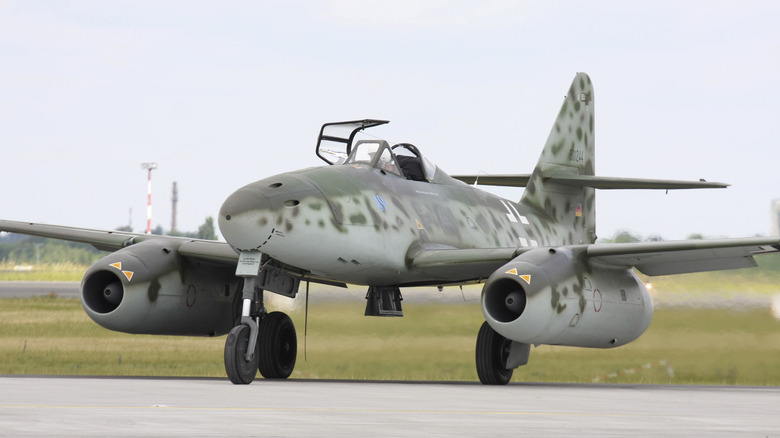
xmin=2 ymin=295 xmax=778 ymax=385
xmin=0 ymin=262 xmax=86 ymax=282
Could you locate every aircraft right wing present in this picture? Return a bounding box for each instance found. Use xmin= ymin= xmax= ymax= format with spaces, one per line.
xmin=0 ymin=219 xmax=352 ymax=287
xmin=587 ymin=237 xmax=780 ymax=275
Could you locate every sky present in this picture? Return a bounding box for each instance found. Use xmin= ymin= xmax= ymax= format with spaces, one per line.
xmin=2 ymin=1 xmax=780 ymax=241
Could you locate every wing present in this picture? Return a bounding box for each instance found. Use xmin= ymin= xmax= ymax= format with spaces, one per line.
xmin=588 ymin=237 xmax=780 ymax=275
xmin=0 ymin=219 xmax=238 ymax=265
xmin=0 ymin=219 xmax=349 ymax=287
xmin=406 ymin=237 xmax=780 ymax=282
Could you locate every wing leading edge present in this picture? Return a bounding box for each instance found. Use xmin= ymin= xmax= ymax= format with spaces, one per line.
xmin=406 ymin=237 xmax=780 ymax=280
xmin=587 ymin=237 xmax=780 ymax=275
xmin=0 ymin=219 xmax=238 ymax=264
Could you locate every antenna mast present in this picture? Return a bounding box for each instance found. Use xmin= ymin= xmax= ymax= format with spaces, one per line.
xmin=171 ymin=181 xmax=178 ymax=233
xmin=141 ymin=162 xmax=158 ymax=234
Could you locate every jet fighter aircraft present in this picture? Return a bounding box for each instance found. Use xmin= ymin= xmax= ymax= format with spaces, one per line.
xmin=3 ymin=72 xmax=779 ymax=385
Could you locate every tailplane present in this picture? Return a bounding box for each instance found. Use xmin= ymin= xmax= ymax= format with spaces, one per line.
xmin=450 ymin=72 xmax=727 ymax=243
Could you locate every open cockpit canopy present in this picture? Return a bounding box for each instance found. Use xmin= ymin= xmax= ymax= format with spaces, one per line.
xmin=315 ymin=119 xmax=389 ymax=165
xmin=316 ymin=120 xmax=438 ymax=182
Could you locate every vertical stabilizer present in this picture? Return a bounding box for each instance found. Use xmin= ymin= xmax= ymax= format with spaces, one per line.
xmin=521 ymin=73 xmax=596 ymax=244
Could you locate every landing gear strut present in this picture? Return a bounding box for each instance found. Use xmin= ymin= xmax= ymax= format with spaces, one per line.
xmin=475 ymin=321 xmax=513 ymax=385
xmin=224 ymin=260 xmax=298 ymax=384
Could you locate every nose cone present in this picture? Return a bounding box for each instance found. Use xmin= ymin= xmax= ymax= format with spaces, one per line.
xmin=219 ymin=185 xmax=274 ymax=251
xmin=218 ymin=174 xmax=324 ymax=253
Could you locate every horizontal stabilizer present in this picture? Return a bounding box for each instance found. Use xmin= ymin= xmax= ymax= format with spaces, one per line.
xmin=548 ymin=174 xmax=729 ymax=190
xmin=452 ymin=174 xmax=728 ymax=190
xmin=451 ymin=174 xmax=531 ymax=187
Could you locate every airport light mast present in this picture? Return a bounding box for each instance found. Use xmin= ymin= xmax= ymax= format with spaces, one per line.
xmin=141 ymin=162 xmax=158 ymax=234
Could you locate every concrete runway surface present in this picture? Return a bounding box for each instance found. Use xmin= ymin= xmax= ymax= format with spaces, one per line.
xmin=0 ymin=281 xmax=79 ymax=299
xmin=0 ymin=377 xmax=778 ymax=437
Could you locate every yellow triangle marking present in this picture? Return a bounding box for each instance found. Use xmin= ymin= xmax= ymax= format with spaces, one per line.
xmin=519 ymin=275 xmax=531 ymax=285
xmin=416 ymin=219 xmax=424 ymax=230
xmin=109 ymin=262 xmax=122 ymax=270
xmin=505 ymin=268 xmax=518 ymax=275
xmin=122 ymin=271 xmax=134 ymax=281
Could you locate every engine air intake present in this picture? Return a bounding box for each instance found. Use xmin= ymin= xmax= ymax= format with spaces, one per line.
xmin=483 ymin=278 xmax=527 ymax=323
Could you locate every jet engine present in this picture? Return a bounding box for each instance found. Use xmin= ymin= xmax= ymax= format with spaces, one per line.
xmin=481 ymin=247 xmax=653 ymax=348
xmin=81 ymin=239 xmax=240 ymax=336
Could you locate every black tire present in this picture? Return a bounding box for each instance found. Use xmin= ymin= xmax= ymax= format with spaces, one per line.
xmin=475 ymin=321 xmax=513 ymax=385
xmin=258 ymin=312 xmax=297 ymax=379
xmin=224 ymin=324 xmax=259 ymax=384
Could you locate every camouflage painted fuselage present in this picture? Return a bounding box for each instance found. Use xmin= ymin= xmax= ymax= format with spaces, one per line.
xmin=219 ymin=164 xmax=558 ymax=286
xmin=219 ymin=74 xmax=598 ymax=288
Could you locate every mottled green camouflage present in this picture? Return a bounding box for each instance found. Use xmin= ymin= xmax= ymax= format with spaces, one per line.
xmin=521 ymin=72 xmax=596 ymax=246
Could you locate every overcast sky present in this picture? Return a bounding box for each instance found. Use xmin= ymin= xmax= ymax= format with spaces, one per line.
xmin=2 ymin=1 xmax=779 ymax=241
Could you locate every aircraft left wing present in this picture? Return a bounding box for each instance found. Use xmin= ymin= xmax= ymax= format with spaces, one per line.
xmin=587 ymin=237 xmax=780 ymax=275
xmin=406 ymin=237 xmax=780 ymax=282
xmin=0 ymin=219 xmax=238 ymax=265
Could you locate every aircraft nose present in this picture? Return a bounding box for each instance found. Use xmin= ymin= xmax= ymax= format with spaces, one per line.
xmin=218 ymin=175 xmax=323 ymax=252
xmin=219 ymin=185 xmax=275 ymax=251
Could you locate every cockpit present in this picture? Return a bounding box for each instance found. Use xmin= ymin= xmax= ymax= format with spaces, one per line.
xmin=344 ymin=140 xmax=435 ymax=182
xmin=315 ymin=119 xmax=438 ymax=183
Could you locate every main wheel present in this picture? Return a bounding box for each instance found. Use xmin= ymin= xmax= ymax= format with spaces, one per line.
xmin=224 ymin=324 xmax=259 ymax=384
xmin=475 ymin=321 xmax=513 ymax=385
xmin=258 ymin=312 xmax=297 ymax=379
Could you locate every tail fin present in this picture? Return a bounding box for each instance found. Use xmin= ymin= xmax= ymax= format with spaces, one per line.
xmin=521 ymin=72 xmax=596 ymax=244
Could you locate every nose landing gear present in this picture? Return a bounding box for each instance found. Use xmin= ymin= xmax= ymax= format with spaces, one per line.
xmin=224 ymin=252 xmax=298 ymax=384
xmin=225 ymin=310 xmax=297 ymax=384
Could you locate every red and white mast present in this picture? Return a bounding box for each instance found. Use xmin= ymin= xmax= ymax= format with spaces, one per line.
xmin=141 ymin=162 xmax=158 ymax=234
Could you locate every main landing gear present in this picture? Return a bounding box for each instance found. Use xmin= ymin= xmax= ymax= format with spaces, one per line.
xmin=475 ymin=321 xmax=532 ymax=385
xmin=476 ymin=321 xmax=531 ymax=385
xmin=224 ymin=276 xmax=297 ymax=384
xmin=475 ymin=321 xmax=513 ymax=385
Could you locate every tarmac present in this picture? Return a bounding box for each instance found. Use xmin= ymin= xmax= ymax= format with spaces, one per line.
xmin=2 ymin=282 xmax=779 ymax=436
xmin=1 ymin=376 xmax=779 ymax=437
xmin=0 ymin=281 xmax=79 ymax=299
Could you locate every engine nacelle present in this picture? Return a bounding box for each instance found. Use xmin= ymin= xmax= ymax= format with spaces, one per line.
xmin=481 ymin=247 xmax=653 ymax=348
xmin=81 ymin=239 xmax=241 ymax=336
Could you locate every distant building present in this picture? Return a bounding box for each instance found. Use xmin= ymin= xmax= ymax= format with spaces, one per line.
xmin=772 ymin=200 xmax=780 ymax=236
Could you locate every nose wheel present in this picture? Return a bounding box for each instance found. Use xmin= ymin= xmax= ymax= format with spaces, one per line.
xmin=224 ymin=324 xmax=260 ymax=384
xmin=224 ymin=311 xmax=298 ymax=384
